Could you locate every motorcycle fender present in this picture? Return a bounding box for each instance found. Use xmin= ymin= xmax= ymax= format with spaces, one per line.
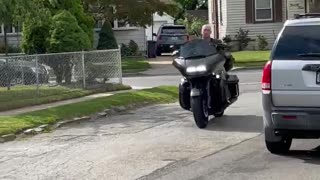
xmin=190 ymin=88 xmax=201 ymax=97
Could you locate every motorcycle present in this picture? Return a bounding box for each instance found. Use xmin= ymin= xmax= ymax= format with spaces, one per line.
xmin=172 ymin=39 xmax=240 ymax=129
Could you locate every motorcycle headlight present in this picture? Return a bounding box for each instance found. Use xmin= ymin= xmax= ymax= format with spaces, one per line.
xmin=186 ymin=65 xmax=207 ymax=73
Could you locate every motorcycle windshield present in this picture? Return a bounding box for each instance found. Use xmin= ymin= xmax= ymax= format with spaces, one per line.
xmin=179 ymin=39 xmax=218 ymax=59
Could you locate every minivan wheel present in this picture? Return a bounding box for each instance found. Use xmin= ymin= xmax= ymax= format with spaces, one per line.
xmin=265 ymin=137 xmax=292 ymax=154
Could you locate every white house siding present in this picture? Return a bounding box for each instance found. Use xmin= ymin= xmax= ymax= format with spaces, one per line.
xmin=224 ymin=0 xmax=287 ymax=49
xmin=95 ymin=27 xmax=148 ymax=52
xmin=287 ymin=0 xmax=305 ymax=19
xmin=0 ymin=34 xmax=22 ymax=47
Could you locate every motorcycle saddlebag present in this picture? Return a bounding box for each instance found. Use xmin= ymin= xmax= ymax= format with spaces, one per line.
xmin=227 ymin=75 xmax=239 ymax=99
xmin=179 ymin=80 xmax=191 ymax=111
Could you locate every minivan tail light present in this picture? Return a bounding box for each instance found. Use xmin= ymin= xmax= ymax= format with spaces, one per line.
xmin=262 ymin=61 xmax=272 ymax=93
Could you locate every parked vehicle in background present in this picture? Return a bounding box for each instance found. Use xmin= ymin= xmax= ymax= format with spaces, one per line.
xmin=0 ymin=59 xmax=49 ymax=86
xmin=153 ymin=24 xmax=189 ymax=56
xmin=262 ymin=13 xmax=320 ymax=154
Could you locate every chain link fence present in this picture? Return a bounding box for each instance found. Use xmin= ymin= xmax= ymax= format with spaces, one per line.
xmin=0 ymin=48 xmax=122 ymax=111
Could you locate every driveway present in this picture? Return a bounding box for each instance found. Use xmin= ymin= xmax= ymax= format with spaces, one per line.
xmin=0 ymin=83 xmax=262 ymax=180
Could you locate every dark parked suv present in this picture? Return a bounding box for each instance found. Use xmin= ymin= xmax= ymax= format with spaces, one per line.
xmin=262 ymin=13 xmax=320 ymax=154
xmin=153 ymin=24 xmax=189 ymax=56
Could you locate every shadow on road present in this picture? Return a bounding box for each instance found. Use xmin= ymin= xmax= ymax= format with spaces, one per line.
xmin=206 ymin=115 xmax=263 ymax=133
xmin=286 ymin=146 xmax=320 ymax=165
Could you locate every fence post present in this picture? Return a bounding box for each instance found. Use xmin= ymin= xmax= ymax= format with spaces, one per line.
xmin=35 ymin=55 xmax=40 ymax=97
xmin=82 ymin=50 xmax=86 ymax=89
xmin=118 ymin=45 xmax=123 ymax=84
xmin=5 ymin=58 xmax=10 ymax=91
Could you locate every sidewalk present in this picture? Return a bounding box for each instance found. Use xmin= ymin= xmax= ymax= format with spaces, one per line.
xmin=0 ymin=89 xmax=133 ymax=116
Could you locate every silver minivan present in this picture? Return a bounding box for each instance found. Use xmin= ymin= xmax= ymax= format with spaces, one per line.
xmin=262 ymin=14 xmax=320 ymax=154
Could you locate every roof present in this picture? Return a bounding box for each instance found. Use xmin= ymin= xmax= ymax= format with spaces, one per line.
xmin=285 ymin=18 xmax=320 ymax=26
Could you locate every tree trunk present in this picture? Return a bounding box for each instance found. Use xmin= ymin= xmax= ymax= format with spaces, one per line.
xmin=54 ymin=66 xmax=64 ymax=84
xmin=4 ymin=25 xmax=8 ymax=56
xmin=64 ymin=64 xmax=73 ymax=84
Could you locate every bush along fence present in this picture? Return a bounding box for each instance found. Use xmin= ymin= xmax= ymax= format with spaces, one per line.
xmin=0 ymin=48 xmax=123 ymax=109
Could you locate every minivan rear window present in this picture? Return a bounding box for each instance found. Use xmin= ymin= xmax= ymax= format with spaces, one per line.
xmin=273 ymin=25 xmax=320 ymax=60
xmin=161 ymin=26 xmax=187 ymax=34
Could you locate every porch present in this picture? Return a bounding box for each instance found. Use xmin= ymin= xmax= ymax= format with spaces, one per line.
xmin=288 ymin=0 xmax=320 ymax=19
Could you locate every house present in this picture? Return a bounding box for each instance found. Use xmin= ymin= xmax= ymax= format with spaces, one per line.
xmin=0 ymin=25 xmax=22 ymax=49
xmin=208 ymin=0 xmax=320 ymax=49
xmin=0 ymin=19 xmax=147 ymax=53
xmin=94 ymin=19 xmax=147 ymax=52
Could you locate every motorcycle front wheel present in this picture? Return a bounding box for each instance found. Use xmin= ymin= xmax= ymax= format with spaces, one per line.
xmin=191 ymin=96 xmax=209 ymax=129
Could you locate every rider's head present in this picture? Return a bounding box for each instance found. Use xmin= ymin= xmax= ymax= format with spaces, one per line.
xmin=201 ymin=24 xmax=212 ymax=40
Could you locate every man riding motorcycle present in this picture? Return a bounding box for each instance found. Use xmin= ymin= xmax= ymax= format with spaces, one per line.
xmin=201 ymin=24 xmax=234 ymax=72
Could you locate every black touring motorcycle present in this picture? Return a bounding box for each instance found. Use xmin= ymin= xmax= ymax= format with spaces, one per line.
xmin=172 ymin=39 xmax=240 ymax=129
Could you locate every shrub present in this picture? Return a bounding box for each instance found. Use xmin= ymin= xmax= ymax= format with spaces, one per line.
xmin=257 ymin=35 xmax=268 ymax=50
xmin=121 ymin=43 xmax=131 ymax=57
xmin=97 ymin=20 xmax=118 ymax=50
xmin=0 ymin=45 xmax=22 ymax=54
xmin=128 ymin=40 xmax=139 ymax=56
xmin=85 ymin=63 xmax=109 ymax=84
xmin=234 ymin=28 xmax=252 ymax=51
xmin=223 ymin=35 xmax=232 ymax=44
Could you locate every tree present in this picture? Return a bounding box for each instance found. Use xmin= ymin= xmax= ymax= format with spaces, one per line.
xmin=177 ymin=15 xmax=206 ymax=37
xmin=84 ymin=0 xmax=179 ymax=27
xmin=47 ymin=10 xmax=91 ymax=83
xmin=17 ymin=0 xmax=94 ymax=54
xmin=48 ymin=0 xmax=95 ymax=45
xmin=173 ymin=0 xmax=208 ymax=10
xmin=48 ymin=11 xmax=91 ymax=53
xmin=97 ymin=21 xmax=118 ymax=50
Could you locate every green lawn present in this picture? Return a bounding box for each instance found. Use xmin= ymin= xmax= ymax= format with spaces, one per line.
xmin=0 ymin=86 xmax=178 ymax=136
xmin=0 ymin=84 xmax=131 ymax=112
xmin=232 ymin=51 xmax=271 ymax=67
xmin=122 ymin=59 xmax=151 ymax=73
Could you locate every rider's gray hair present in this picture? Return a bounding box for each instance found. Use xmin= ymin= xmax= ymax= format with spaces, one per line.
xmin=201 ymin=24 xmax=212 ymax=34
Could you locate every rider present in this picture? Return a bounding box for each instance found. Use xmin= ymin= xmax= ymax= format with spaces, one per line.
xmin=201 ymin=24 xmax=234 ymax=71
xmin=201 ymin=24 xmax=232 ymax=104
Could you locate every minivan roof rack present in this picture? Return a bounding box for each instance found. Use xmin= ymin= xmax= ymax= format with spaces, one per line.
xmin=294 ymin=13 xmax=320 ymax=19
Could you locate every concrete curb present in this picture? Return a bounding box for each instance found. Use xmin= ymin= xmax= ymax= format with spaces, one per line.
xmin=0 ymin=134 xmax=16 ymax=143
xmin=0 ymin=102 xmax=155 ymax=143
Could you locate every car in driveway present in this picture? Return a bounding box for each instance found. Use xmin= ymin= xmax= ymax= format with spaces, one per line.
xmin=262 ymin=13 xmax=320 ymax=154
xmin=153 ymin=24 xmax=189 ymax=56
xmin=0 ymin=59 xmax=49 ymax=86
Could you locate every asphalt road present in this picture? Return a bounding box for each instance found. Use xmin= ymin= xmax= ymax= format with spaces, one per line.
xmin=2 ymin=69 xmax=320 ymax=179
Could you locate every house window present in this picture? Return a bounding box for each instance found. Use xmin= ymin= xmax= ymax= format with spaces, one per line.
xmin=255 ymin=0 xmax=273 ymax=21
xmin=95 ymin=20 xmax=104 ymax=29
xmin=0 ymin=24 xmax=22 ymax=34
xmin=6 ymin=25 xmax=13 ymax=33
xmin=95 ymin=19 xmax=137 ymax=30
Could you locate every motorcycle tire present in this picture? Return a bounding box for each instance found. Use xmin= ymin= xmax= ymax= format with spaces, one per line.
xmin=191 ymin=96 xmax=209 ymax=129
